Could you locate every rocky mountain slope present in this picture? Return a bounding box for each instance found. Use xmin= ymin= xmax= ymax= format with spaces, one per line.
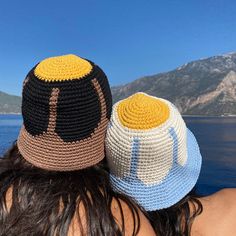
xmin=112 ymin=52 xmax=236 ymax=115
xmin=1 ymin=52 xmax=236 ymax=115
xmin=0 ymin=91 xmax=21 ymax=114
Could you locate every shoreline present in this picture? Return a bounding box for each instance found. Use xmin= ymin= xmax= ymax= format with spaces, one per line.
xmin=183 ymin=115 xmax=236 ymax=118
xmin=0 ymin=113 xmax=21 ymax=115
xmin=0 ymin=113 xmax=236 ymax=117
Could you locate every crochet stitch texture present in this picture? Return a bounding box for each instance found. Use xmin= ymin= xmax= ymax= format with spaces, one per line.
xmin=117 ymin=93 xmax=170 ymax=129
xmin=17 ymin=54 xmax=112 ymax=171
xmin=105 ymin=92 xmax=202 ymax=210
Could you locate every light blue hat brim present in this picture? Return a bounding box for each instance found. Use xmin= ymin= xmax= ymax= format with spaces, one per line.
xmin=109 ymin=128 xmax=202 ymax=211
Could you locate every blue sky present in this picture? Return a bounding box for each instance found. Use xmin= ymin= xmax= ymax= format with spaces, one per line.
xmin=0 ymin=0 xmax=236 ymax=96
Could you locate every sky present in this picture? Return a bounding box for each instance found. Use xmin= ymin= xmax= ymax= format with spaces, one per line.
xmin=0 ymin=0 xmax=236 ymax=96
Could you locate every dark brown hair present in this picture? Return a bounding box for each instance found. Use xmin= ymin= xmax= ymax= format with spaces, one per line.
xmin=146 ymin=190 xmax=203 ymax=236
xmin=0 ymin=143 xmax=140 ymax=236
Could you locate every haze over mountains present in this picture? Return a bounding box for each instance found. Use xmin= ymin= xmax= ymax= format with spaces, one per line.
xmin=112 ymin=52 xmax=236 ymax=115
xmin=0 ymin=91 xmax=21 ymax=114
xmin=1 ymin=52 xmax=236 ymax=115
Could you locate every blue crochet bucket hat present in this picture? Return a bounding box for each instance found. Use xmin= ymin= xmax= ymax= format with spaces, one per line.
xmin=105 ymin=93 xmax=202 ymax=211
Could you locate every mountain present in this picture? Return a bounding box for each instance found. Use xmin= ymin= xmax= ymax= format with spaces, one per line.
xmin=111 ymin=52 xmax=236 ymax=115
xmin=1 ymin=52 xmax=236 ymax=115
xmin=0 ymin=91 xmax=21 ymax=114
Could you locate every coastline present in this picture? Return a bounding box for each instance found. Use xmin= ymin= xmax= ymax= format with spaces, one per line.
xmin=0 ymin=113 xmax=236 ymax=117
xmin=183 ymin=115 xmax=236 ymax=118
xmin=0 ymin=113 xmax=21 ymax=115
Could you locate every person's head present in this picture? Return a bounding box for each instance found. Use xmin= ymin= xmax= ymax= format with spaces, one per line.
xmin=0 ymin=55 xmax=140 ymax=236
xmin=105 ymin=92 xmax=203 ymax=235
xmin=18 ymin=54 xmax=112 ymax=171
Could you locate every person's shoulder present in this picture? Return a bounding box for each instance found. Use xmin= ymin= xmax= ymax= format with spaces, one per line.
xmin=200 ymin=187 xmax=235 ymax=202
xmin=215 ymin=188 xmax=236 ymax=215
xmin=215 ymin=188 xmax=236 ymax=202
xmin=192 ymin=188 xmax=236 ymax=236
xmin=111 ymin=198 xmax=156 ymax=236
xmin=203 ymin=188 xmax=236 ymax=211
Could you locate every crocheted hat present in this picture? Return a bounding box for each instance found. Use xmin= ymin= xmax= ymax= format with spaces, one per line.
xmin=17 ymin=54 xmax=112 ymax=171
xmin=105 ymin=93 xmax=202 ymax=211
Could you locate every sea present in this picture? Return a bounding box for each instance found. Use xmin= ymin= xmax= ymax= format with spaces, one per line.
xmin=0 ymin=114 xmax=236 ymax=196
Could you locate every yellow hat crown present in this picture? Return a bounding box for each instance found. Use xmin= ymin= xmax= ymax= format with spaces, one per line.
xmin=117 ymin=93 xmax=170 ymax=130
xmin=34 ymin=54 xmax=93 ymax=82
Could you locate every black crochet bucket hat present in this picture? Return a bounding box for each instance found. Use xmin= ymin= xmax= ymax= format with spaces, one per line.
xmin=17 ymin=54 xmax=112 ymax=171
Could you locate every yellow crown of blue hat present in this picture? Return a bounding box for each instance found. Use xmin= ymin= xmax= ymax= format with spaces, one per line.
xmin=117 ymin=93 xmax=170 ymax=129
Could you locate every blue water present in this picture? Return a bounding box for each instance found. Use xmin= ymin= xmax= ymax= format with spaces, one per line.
xmin=0 ymin=114 xmax=22 ymax=154
xmin=185 ymin=116 xmax=236 ymax=195
xmin=0 ymin=115 xmax=236 ymax=196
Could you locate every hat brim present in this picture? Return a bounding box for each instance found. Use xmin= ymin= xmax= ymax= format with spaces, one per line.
xmin=110 ymin=128 xmax=202 ymax=211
